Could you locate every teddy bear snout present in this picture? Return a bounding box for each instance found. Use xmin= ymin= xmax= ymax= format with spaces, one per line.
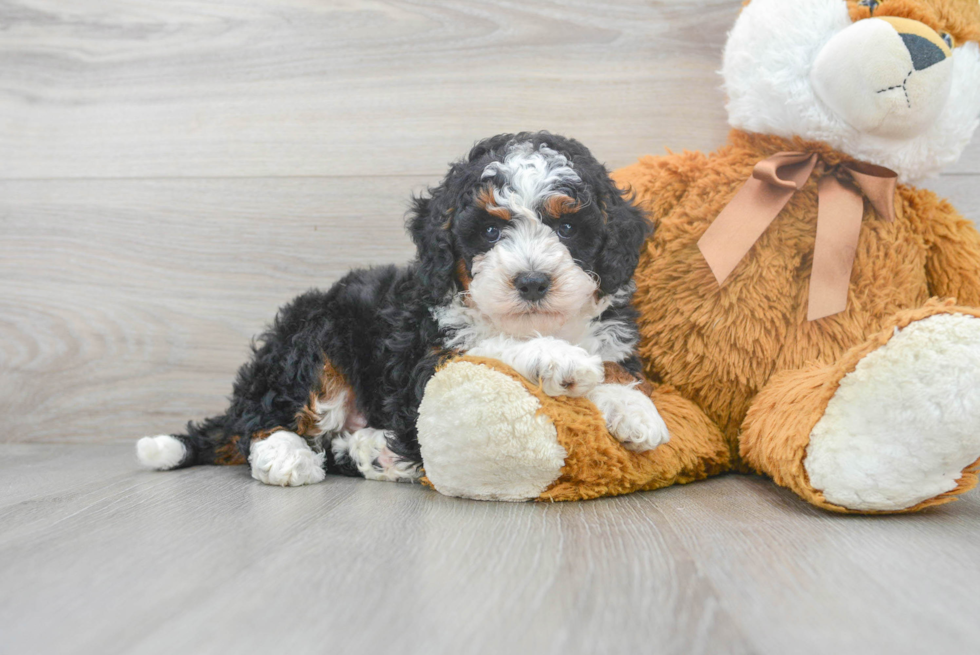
xmin=810 ymin=15 xmax=952 ymax=140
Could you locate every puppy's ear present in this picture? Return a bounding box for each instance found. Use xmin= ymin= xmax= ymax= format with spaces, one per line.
xmin=407 ymin=176 xmax=460 ymax=304
xmin=594 ymin=184 xmax=652 ymax=295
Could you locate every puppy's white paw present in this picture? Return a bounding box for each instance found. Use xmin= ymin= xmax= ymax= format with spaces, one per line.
xmin=332 ymin=427 xmax=421 ymax=483
xmin=528 ymin=341 xmax=605 ymax=397
xmin=466 ymin=335 xmax=604 ymax=397
xmin=136 ymin=435 xmax=186 ymax=470
xmin=249 ymin=431 xmax=326 ymax=487
xmin=589 ymin=384 xmax=670 ymax=452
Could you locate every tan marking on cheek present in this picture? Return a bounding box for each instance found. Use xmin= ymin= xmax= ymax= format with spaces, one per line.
xmin=294 ymin=359 xmax=358 ymax=437
xmin=544 ymin=194 xmax=581 ymax=218
xmin=477 ymin=185 xmax=511 ymax=221
xmin=456 ymin=259 xmax=472 ymax=290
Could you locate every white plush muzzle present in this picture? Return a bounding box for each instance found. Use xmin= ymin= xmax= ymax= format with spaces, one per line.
xmin=811 ymin=16 xmax=953 ymax=139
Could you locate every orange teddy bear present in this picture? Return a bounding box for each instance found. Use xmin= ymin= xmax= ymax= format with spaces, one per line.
xmin=417 ymin=0 xmax=980 ymax=513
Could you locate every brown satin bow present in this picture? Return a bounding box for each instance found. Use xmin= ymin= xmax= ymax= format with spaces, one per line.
xmin=697 ymin=152 xmax=898 ymax=321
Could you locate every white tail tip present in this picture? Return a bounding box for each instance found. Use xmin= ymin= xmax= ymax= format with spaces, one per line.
xmin=136 ymin=435 xmax=186 ymax=470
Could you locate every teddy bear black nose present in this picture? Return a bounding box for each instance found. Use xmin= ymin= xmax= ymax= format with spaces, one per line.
xmin=514 ymin=271 xmax=551 ymax=301
xmin=901 ymin=33 xmax=947 ymax=71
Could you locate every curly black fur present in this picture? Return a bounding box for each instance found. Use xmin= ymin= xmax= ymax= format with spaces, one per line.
xmin=164 ymin=131 xmax=651 ymax=477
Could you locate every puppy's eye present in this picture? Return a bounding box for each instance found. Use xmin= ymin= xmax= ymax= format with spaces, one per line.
xmin=557 ymin=222 xmax=575 ymax=239
xmin=941 ymin=32 xmax=954 ymax=48
xmin=484 ymin=225 xmax=501 ymax=242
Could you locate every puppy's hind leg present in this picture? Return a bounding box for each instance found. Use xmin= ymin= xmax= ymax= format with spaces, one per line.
xmin=332 ymin=428 xmax=422 ymax=483
xmin=248 ymin=362 xmax=357 ymax=487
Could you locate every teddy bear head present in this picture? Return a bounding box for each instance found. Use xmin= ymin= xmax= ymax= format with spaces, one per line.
xmin=723 ymin=0 xmax=980 ymax=181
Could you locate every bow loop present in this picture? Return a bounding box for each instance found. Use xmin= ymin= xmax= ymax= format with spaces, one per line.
xmin=697 ymin=151 xmax=899 ymax=321
xmin=751 ymin=152 xmax=818 ymax=190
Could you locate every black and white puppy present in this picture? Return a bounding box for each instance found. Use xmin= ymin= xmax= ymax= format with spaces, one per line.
xmin=136 ymin=132 xmax=669 ymax=486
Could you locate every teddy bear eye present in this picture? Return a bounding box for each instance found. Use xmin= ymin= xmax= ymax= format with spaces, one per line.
xmin=859 ymin=0 xmax=879 ymax=14
xmin=941 ymin=32 xmax=954 ymax=48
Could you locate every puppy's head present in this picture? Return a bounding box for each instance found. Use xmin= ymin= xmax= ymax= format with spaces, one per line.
xmin=409 ymin=132 xmax=649 ymax=338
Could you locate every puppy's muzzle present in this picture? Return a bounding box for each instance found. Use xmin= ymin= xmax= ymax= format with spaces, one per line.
xmin=514 ymin=271 xmax=551 ymax=302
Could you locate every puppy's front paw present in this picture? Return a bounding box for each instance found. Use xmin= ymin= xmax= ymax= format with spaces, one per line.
xmin=529 ymin=344 xmax=604 ymax=397
xmin=249 ymin=431 xmax=326 ymax=487
xmin=589 ymin=384 xmax=670 ymax=452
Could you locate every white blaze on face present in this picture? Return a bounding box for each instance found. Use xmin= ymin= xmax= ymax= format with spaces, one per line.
xmin=466 ymin=142 xmax=601 ymax=339
xmin=480 ymin=142 xmax=581 ymax=219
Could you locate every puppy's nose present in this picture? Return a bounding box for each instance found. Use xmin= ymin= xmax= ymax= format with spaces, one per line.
xmin=514 ymin=271 xmax=551 ymax=302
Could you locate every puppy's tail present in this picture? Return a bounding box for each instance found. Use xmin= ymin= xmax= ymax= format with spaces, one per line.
xmin=136 ymin=414 xmax=245 ymax=471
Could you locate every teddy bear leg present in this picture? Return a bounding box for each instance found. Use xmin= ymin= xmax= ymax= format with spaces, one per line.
xmin=417 ymin=356 xmax=731 ymax=501
xmin=740 ymin=305 xmax=980 ymax=513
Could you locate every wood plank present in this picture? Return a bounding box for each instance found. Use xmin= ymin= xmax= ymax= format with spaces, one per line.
xmin=949 ymin=151 xmax=980 ymax=176
xmin=0 ymin=177 xmax=419 ymax=443
xmin=2 ymin=0 xmax=976 ymax=180
xmin=647 ymin=476 xmax=980 ymax=654
xmin=0 ymin=0 xmax=739 ymax=179
xmin=2 ymin=443 xmax=979 ymax=655
xmin=0 ymin=444 xmax=751 ymax=655
xmin=0 ymin=443 xmax=140 ymax=509
xmin=922 ymin=173 xmax=980 ymax=219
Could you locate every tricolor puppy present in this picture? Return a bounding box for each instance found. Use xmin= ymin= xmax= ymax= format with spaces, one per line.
xmin=136 ymin=132 xmax=669 ymax=486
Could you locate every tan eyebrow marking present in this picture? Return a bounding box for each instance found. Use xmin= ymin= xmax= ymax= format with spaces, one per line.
xmin=543 ymin=194 xmax=581 ymax=218
xmin=476 ymin=185 xmax=511 ymax=221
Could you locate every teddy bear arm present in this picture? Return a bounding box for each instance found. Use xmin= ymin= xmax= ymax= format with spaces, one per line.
xmin=912 ymin=191 xmax=980 ymax=306
xmin=417 ymin=356 xmax=732 ymax=501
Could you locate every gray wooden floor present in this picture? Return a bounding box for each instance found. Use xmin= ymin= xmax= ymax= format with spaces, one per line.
xmin=3 ymin=1 xmax=980 ymax=653
xmin=3 ymin=443 xmax=980 ymax=655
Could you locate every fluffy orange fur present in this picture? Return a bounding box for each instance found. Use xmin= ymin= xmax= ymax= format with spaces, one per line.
xmin=607 ymin=130 xmax=980 ymax=508
xmin=616 ymin=130 xmax=980 ymax=445
xmin=847 ymin=0 xmax=980 ymax=44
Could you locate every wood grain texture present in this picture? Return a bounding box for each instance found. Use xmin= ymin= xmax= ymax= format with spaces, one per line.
xmin=0 ymin=0 xmax=739 ymax=180
xmin=0 ymin=177 xmax=419 ymax=442
xmin=1 ymin=443 xmax=979 ymax=655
